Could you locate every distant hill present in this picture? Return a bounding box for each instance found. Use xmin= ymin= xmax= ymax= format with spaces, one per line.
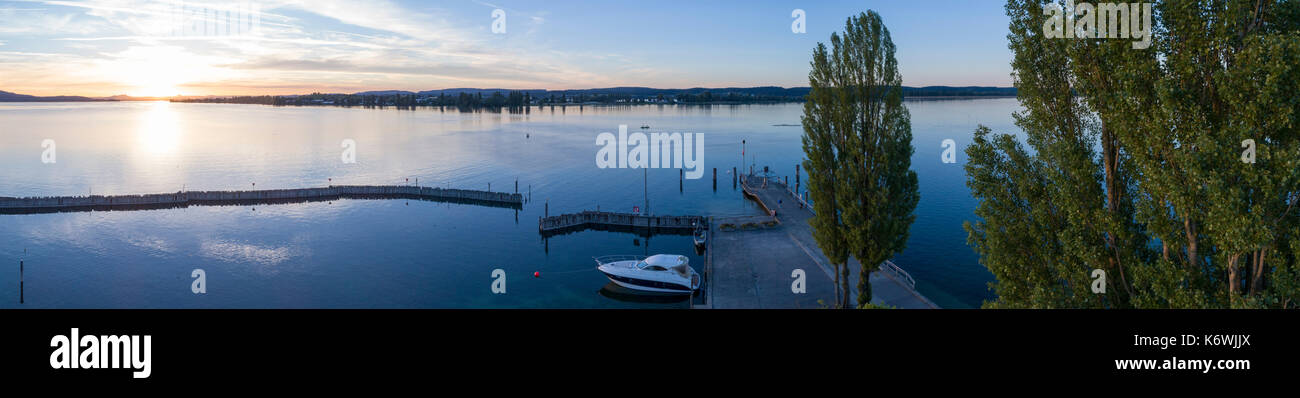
xmin=101 ymin=94 xmax=175 ymax=101
xmin=407 ymin=86 xmax=814 ymax=98
xmin=901 ymin=86 xmax=1016 ymax=97
xmin=175 ymin=85 xmax=1017 ymax=108
xmin=0 ymin=90 xmax=111 ymax=102
xmin=399 ymin=86 xmax=1014 ymax=99
xmin=2 ymin=86 xmax=1016 ymax=103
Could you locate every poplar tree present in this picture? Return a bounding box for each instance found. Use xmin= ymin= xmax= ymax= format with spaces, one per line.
xmin=802 ymin=11 xmax=920 ymax=307
xmin=968 ymin=0 xmax=1300 ymax=308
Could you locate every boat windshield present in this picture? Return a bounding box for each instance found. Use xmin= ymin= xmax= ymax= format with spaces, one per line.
xmin=671 ymin=264 xmax=690 ymax=278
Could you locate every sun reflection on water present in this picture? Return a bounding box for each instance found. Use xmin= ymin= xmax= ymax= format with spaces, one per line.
xmin=137 ymin=101 xmax=182 ymax=154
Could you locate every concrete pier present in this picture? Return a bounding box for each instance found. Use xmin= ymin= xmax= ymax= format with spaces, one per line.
xmin=697 ymin=174 xmax=937 ymax=309
xmin=539 ymin=210 xmax=704 ymax=237
xmin=0 ymin=185 xmax=524 ymax=214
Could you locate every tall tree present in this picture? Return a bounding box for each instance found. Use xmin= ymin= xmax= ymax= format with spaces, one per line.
xmin=802 ymin=41 xmax=851 ymax=308
xmin=968 ymin=0 xmax=1300 ymax=309
xmin=801 ymin=11 xmax=920 ymax=307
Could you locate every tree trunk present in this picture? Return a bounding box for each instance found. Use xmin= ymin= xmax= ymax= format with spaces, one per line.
xmin=841 ymin=266 xmax=852 ymax=309
xmin=1250 ymin=249 xmax=1267 ymax=295
xmin=857 ymin=265 xmax=872 ymax=307
xmin=1228 ymin=254 xmax=1241 ymax=300
xmin=833 ymin=263 xmax=843 ymax=308
xmin=1101 ymin=124 xmax=1129 ymax=295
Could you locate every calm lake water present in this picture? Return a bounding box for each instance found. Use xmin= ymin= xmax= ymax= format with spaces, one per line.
xmin=0 ymin=99 xmax=1022 ymax=308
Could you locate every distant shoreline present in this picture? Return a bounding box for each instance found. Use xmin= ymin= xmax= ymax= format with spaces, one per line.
xmin=1 ymin=86 xmax=1017 ymax=104
xmin=904 ymin=95 xmax=1017 ymax=100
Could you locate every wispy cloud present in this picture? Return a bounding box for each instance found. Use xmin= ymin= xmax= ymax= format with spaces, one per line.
xmin=0 ymin=0 xmax=610 ymax=95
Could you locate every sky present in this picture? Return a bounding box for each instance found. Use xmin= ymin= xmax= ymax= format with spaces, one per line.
xmin=0 ymin=0 xmax=1015 ymax=97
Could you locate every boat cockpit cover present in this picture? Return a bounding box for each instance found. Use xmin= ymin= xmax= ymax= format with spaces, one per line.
xmin=644 ymin=254 xmax=687 ymax=267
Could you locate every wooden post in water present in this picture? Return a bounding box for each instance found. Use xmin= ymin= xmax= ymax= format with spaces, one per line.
xmin=515 ymin=179 xmax=518 ymax=194
xmin=795 ymin=164 xmax=800 ymax=195
xmin=679 ymin=169 xmax=683 ymax=192
xmin=712 ymin=168 xmax=717 ymax=191
xmin=732 ymin=167 xmax=737 ymax=189
xmin=19 ymin=258 xmax=23 ymax=304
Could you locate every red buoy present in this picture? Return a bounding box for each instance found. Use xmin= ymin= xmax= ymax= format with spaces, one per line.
xmin=534 ymin=271 xmax=541 ymax=278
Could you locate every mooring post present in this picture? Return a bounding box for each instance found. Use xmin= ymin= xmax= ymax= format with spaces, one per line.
xmin=732 ymin=167 xmax=737 ymax=187
xmin=796 ymin=164 xmax=801 ymax=195
xmin=515 ymin=179 xmax=518 ymax=194
xmin=19 ymin=258 xmax=23 ymax=304
xmin=679 ymin=169 xmax=683 ymax=192
xmin=712 ymin=168 xmax=717 ymax=191
xmin=545 ymin=200 xmax=549 ymax=218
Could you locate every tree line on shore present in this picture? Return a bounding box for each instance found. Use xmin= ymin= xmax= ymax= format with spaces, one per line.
xmin=171 ymin=89 xmax=808 ymax=109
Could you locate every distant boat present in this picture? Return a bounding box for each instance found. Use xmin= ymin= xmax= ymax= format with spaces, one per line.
xmin=640 ymin=124 xmax=650 ymax=129
xmin=595 ymin=254 xmax=700 ymax=294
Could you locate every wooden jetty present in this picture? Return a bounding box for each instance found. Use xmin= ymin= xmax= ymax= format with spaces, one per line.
xmin=0 ymin=185 xmax=523 ymax=214
xmin=539 ymin=210 xmax=705 ymax=237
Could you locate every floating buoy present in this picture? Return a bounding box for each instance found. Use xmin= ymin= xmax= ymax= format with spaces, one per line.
xmin=534 ymin=271 xmax=541 ymax=278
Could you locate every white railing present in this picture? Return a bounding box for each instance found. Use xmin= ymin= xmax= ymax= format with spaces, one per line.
xmin=784 ymin=184 xmax=812 ymax=212
xmin=593 ymin=255 xmax=646 ymax=266
xmin=880 ymin=260 xmax=916 ymax=290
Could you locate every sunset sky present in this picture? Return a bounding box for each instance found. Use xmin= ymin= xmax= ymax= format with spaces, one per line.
xmin=0 ymin=0 xmax=1014 ymax=97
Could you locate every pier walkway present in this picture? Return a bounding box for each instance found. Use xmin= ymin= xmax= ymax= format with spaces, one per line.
xmin=0 ymin=185 xmax=524 ymax=214
xmin=697 ymin=174 xmax=937 ymax=309
xmin=539 ymin=211 xmax=704 ymax=237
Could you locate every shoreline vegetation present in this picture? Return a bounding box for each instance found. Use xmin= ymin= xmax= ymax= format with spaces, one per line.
xmin=1 ymin=86 xmax=1016 ymax=108
xmin=169 ymin=86 xmax=1016 ymax=110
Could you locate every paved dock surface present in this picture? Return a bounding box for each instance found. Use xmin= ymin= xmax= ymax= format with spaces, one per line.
xmin=699 ymin=174 xmax=937 ymax=309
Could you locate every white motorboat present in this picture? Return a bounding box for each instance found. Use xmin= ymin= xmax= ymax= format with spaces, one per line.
xmin=594 ymin=254 xmax=700 ymax=294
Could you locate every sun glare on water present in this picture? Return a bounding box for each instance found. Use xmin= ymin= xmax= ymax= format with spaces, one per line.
xmin=137 ymin=102 xmax=182 ymax=154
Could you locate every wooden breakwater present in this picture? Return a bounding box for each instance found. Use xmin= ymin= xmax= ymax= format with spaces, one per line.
xmin=539 ymin=210 xmax=705 ymax=237
xmin=0 ymin=185 xmax=523 ymax=214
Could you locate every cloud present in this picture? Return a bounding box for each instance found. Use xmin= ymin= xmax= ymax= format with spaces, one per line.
xmin=0 ymin=0 xmax=633 ymax=95
xmin=200 ymin=240 xmax=293 ymax=267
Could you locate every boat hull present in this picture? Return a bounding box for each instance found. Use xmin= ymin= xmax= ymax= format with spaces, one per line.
xmin=600 ymin=270 xmax=695 ymax=294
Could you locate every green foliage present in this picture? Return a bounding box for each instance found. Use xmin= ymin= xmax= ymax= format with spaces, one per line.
xmin=970 ymin=0 xmax=1300 ymax=308
xmin=801 ymin=11 xmax=920 ymax=308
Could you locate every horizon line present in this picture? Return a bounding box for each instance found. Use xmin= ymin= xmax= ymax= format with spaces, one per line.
xmin=3 ymin=85 xmax=1017 ymax=100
